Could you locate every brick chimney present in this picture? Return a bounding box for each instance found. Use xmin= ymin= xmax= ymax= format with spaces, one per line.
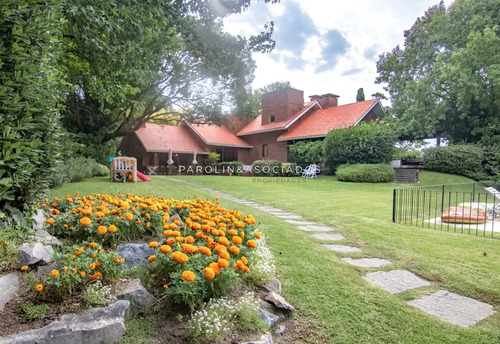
xmin=309 ymin=93 xmax=339 ymax=109
xmin=261 ymin=88 xmax=304 ymax=125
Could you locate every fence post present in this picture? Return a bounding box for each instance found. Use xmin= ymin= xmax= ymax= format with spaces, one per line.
xmin=441 ymin=185 xmax=445 ymax=213
xmin=392 ymin=189 xmax=396 ymax=222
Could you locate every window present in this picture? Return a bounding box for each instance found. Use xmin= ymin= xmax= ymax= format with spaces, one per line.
xmin=270 ymin=115 xmax=275 ymax=123
xmin=262 ymin=144 xmax=268 ymax=157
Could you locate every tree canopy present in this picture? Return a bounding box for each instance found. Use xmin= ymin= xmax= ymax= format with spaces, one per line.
xmin=356 ymin=88 xmax=365 ymax=102
xmin=60 ymin=0 xmax=279 ymax=160
xmin=376 ymin=0 xmax=500 ymax=144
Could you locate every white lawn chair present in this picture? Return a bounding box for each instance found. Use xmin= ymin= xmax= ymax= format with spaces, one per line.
xmin=484 ymin=187 xmax=500 ymax=218
xmin=302 ymin=164 xmax=318 ymax=179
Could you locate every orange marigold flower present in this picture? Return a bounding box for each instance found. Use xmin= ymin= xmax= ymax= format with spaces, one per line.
xmin=171 ymin=251 xmax=189 ymax=263
xmin=35 ymin=284 xmax=44 ymax=292
xmin=125 ymin=213 xmax=133 ymax=221
xmin=20 ymin=265 xmax=29 ymax=271
xmin=113 ymin=257 xmax=120 ymax=263
xmin=46 ymin=218 xmax=55 ymax=225
xmin=80 ymin=217 xmax=92 ymax=226
xmin=219 ymin=250 xmax=230 ymax=260
xmin=90 ymin=272 xmax=102 ymax=280
xmin=163 ymin=284 xmax=169 ymax=289
xmin=229 ymin=246 xmax=240 ymax=255
xmin=243 ymin=266 xmax=250 ymax=273
xmin=228 ymin=229 xmax=238 ymax=236
xmin=95 ymin=211 xmax=105 ymax=218
xmin=146 ymin=222 xmax=151 ymax=229
xmin=181 ymin=270 xmax=195 ymax=282
xmin=181 ymin=244 xmax=199 ymax=254
xmin=148 ymin=255 xmax=156 ymax=263
xmin=149 ymin=241 xmax=159 ymax=248
xmin=50 ymin=269 xmax=59 ymax=277
xmin=209 ymin=262 xmax=221 ymax=275
xmin=218 ymin=236 xmax=229 ymax=247
xmin=246 ymin=240 xmax=257 ymax=248
xmin=163 ymin=229 xmax=173 ymax=236
xmin=80 ymin=271 xmax=86 ymax=277
xmin=185 ymin=236 xmax=195 ymax=244
xmin=97 ymin=225 xmax=107 ymax=235
xmin=166 ymin=238 xmax=176 ymax=245
xmin=236 ymin=260 xmax=245 ymax=270
xmin=169 ymin=223 xmax=177 ymax=229
xmin=218 ymin=258 xmax=230 ymax=269
xmin=214 ymin=245 xmax=227 ymax=254
xmin=191 ymin=222 xmax=201 ymax=230
xmin=195 ymin=232 xmax=204 ymax=239
xmin=241 ymin=256 xmax=248 ymax=265
xmin=232 ymin=236 xmax=242 ymax=245
xmin=145 ymin=213 xmax=150 ymax=219
xmin=204 ymin=267 xmax=215 ymax=280
xmin=198 ymin=246 xmax=212 ymax=257
xmin=254 ymin=232 xmax=261 ymax=239
xmin=108 ymin=224 xmax=117 ymax=233
xmin=171 ymin=230 xmax=181 ymax=237
xmin=160 ymin=245 xmax=171 ymax=254
xmin=51 ymin=209 xmax=60 ymax=215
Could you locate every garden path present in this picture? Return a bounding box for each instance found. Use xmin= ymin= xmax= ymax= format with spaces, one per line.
xmin=165 ymin=178 xmax=494 ymax=327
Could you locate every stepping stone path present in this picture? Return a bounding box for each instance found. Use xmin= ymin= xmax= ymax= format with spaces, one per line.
xmin=311 ymin=233 xmax=345 ymax=241
xmin=165 ymin=177 xmax=496 ymax=327
xmin=322 ymin=244 xmax=361 ymax=253
xmin=407 ymin=290 xmax=494 ymax=327
xmin=364 ymin=270 xmax=431 ymax=294
xmin=342 ymin=258 xmax=392 ymax=268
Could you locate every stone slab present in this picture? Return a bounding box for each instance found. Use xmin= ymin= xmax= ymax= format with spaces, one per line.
xmin=284 ymin=220 xmax=316 ymax=225
xmin=322 ymin=244 xmax=361 ymax=253
xmin=298 ymin=225 xmax=334 ymax=232
xmin=342 ymin=258 xmax=391 ymax=268
xmin=275 ymin=214 xmax=302 ymax=219
xmin=0 ymin=273 xmax=19 ymax=310
xmin=364 ymin=270 xmax=431 ymax=294
xmin=311 ymin=233 xmax=345 ymax=241
xmin=18 ymin=242 xmax=54 ymax=266
xmin=407 ymin=290 xmax=495 ymax=327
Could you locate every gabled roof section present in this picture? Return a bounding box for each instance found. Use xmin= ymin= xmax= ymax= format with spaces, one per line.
xmin=135 ymin=123 xmax=207 ymax=153
xmin=186 ymin=123 xmax=252 ymax=148
xmin=277 ymin=100 xmax=385 ymax=141
xmin=237 ymin=101 xmax=321 ymax=136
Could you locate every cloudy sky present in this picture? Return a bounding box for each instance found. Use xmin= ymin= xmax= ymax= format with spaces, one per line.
xmin=224 ymin=0 xmax=453 ymax=105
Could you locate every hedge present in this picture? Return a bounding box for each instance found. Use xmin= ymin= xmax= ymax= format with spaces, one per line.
xmin=288 ymin=141 xmax=323 ymax=168
xmin=422 ymin=145 xmax=486 ymax=180
xmin=323 ymin=122 xmax=396 ymax=174
xmin=336 ymin=164 xmax=395 ymax=183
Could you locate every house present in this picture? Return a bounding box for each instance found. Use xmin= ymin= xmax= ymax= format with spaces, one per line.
xmin=121 ymin=88 xmax=386 ymax=173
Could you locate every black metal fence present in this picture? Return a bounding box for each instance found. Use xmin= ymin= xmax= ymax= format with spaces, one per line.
xmin=393 ymin=182 xmax=500 ymax=239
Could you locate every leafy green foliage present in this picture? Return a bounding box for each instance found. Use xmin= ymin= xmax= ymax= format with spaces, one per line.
xmin=48 ymin=157 xmax=104 ymax=188
xmin=336 ymin=164 xmax=395 ymax=183
xmin=22 ymin=304 xmax=49 ymax=321
xmin=60 ymin=0 xmax=278 ymax=152
xmin=0 ymin=0 xmax=64 ymax=224
xmin=323 ymin=123 xmax=396 ymax=173
xmin=288 ymin=141 xmax=324 ymax=168
xmin=423 ymin=145 xmax=488 ymax=180
xmin=376 ymin=0 xmax=500 ymax=144
xmin=217 ymin=161 xmax=244 ymax=176
xmin=356 ymin=88 xmax=365 ymax=102
xmin=252 ymin=160 xmax=282 ymax=177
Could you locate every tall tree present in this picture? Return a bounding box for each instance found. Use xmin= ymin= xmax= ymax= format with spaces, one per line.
xmin=376 ymin=0 xmax=500 ymax=143
xmin=356 ymin=88 xmax=365 ymax=102
xmin=60 ymin=0 xmax=278 ymax=161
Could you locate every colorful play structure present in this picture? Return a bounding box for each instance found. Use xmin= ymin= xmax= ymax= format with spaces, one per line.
xmin=110 ymin=157 xmax=151 ymax=183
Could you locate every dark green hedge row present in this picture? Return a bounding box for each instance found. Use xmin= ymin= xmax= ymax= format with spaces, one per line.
xmin=336 ymin=164 xmax=395 ymax=183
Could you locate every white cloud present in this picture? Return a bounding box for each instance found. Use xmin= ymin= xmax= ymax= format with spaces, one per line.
xmin=224 ymin=0 xmax=454 ymax=104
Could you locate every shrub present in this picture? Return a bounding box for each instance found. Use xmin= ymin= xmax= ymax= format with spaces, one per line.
xmin=217 ymin=161 xmax=244 ymax=176
xmin=94 ymin=164 xmax=110 ymax=177
xmin=288 ymin=141 xmax=324 ymax=168
xmin=0 ymin=1 xmax=63 ymax=227
xmin=323 ymin=122 xmax=396 ymax=174
xmin=252 ymin=160 xmax=282 ymax=177
xmin=423 ymin=145 xmax=485 ymax=179
xmin=336 ymin=164 xmax=395 ymax=183
xmin=48 ymin=157 xmax=103 ymax=188
xmin=22 ymin=304 xmax=49 ymax=321
xmin=482 ymin=143 xmax=500 ymax=178
xmin=280 ymin=162 xmax=300 ymax=177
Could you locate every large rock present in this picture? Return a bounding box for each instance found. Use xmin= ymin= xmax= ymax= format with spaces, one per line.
xmin=258 ymin=310 xmax=279 ymax=328
xmin=18 ymin=242 xmax=54 ymax=267
xmin=264 ymin=292 xmax=295 ymax=311
xmin=241 ymin=333 xmax=273 ymax=344
xmin=262 ymin=278 xmax=282 ymax=294
xmin=0 ymin=300 xmax=130 ymax=344
xmin=31 ymin=209 xmax=46 ymax=231
xmin=114 ymin=279 xmax=156 ymax=315
xmin=116 ymin=244 xmax=154 ymax=269
xmin=0 ymin=273 xmax=19 ymax=310
xmin=28 ymin=229 xmax=62 ymax=247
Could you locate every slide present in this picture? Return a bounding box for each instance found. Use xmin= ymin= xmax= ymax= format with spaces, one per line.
xmin=136 ymin=171 xmax=152 ymax=182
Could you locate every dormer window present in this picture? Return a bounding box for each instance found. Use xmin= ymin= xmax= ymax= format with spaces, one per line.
xmin=270 ymin=115 xmax=275 ymax=123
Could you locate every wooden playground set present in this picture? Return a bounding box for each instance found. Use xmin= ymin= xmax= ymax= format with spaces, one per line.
xmin=110 ymin=157 xmax=151 ymax=183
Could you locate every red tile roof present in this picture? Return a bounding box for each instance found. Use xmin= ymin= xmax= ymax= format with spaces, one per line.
xmin=236 ymin=101 xmax=318 ymax=136
xmin=277 ymin=100 xmax=380 ymax=141
xmin=135 ymin=123 xmax=207 ymax=153
xmin=187 ymin=123 xmax=252 ymax=148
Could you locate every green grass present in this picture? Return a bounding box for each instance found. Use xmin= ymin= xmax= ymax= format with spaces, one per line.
xmin=49 ymin=172 xmax=500 ymax=343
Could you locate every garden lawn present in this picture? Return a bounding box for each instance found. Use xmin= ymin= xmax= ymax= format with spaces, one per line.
xmin=49 ymin=172 xmax=500 ymax=343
